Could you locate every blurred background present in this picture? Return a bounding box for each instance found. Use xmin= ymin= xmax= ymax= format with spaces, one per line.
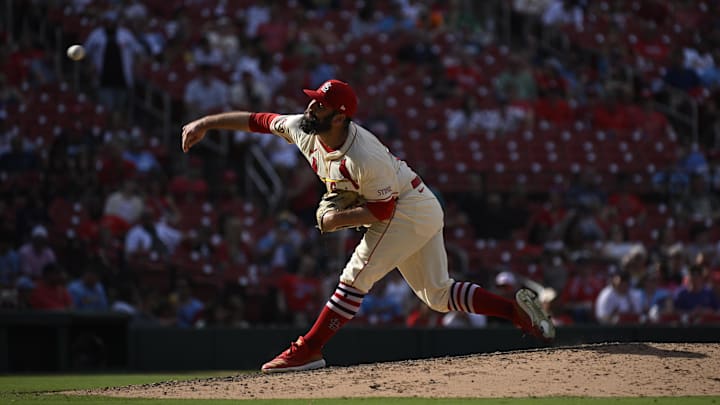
xmin=1 ymin=0 xmax=720 ymax=371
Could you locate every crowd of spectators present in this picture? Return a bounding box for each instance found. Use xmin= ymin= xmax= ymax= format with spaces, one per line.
xmin=1 ymin=0 xmax=720 ymax=330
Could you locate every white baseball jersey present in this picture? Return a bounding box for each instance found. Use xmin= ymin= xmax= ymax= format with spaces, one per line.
xmin=270 ymin=114 xmax=454 ymax=310
xmin=270 ymin=114 xmax=412 ymax=200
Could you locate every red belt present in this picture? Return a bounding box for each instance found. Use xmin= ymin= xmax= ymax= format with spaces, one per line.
xmin=411 ymin=176 xmax=422 ymax=189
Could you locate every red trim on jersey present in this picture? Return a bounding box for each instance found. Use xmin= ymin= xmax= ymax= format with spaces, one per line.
xmin=318 ymin=139 xmax=336 ymax=152
xmin=248 ymin=112 xmax=279 ymax=133
xmin=366 ymin=198 xmax=396 ymax=221
xmin=338 ymin=158 xmax=359 ymax=189
xmin=411 ymin=175 xmax=422 ymax=189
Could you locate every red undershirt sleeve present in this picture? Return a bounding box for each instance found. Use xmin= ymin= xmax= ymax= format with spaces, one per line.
xmin=366 ymin=199 xmax=397 ymax=221
xmin=248 ymin=112 xmax=280 ymax=133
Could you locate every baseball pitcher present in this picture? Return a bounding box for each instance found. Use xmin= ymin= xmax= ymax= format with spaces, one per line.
xmin=181 ymin=79 xmax=555 ymax=373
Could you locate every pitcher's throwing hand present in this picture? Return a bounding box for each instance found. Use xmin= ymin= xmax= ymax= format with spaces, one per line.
xmin=181 ymin=120 xmax=207 ymax=153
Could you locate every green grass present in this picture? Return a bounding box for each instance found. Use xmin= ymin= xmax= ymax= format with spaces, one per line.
xmin=0 ymin=374 xmax=718 ymax=404
xmin=0 ymin=372 xmax=233 ymax=393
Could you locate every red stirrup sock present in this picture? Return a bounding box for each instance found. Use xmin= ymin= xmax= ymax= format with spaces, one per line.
xmin=448 ymin=281 xmax=519 ymax=323
xmin=303 ymin=283 xmax=365 ymax=350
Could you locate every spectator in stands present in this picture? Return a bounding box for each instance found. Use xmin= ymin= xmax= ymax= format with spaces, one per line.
xmin=183 ymin=64 xmax=229 ymax=120
xmin=350 ymin=2 xmax=378 ymax=39
xmin=28 ymin=262 xmax=72 ymax=310
xmin=358 ymin=270 xmax=410 ymax=326
xmin=125 ymin=210 xmax=169 ymax=260
xmin=595 ymin=270 xmax=644 ymax=324
xmin=621 ymin=245 xmax=649 ymax=288
xmin=495 ymin=55 xmax=538 ymax=102
xmin=540 ymin=249 xmax=570 ymax=295
xmin=660 ymin=242 xmax=688 ymax=290
xmin=675 ymin=174 xmax=720 ymax=223
xmin=121 ymin=131 xmax=160 ymax=175
xmin=527 ymin=188 xmax=567 ymax=246
xmin=192 ymin=36 xmax=223 ymax=68
xmin=650 ymin=225 xmax=679 ymax=263
xmin=305 ymin=56 xmax=337 ymax=90
xmin=685 ymin=221 xmax=719 ymax=268
xmin=230 ymin=70 xmax=271 ymax=110
xmin=111 ymin=284 xmax=140 ymax=315
xmin=375 ymin=1 xmax=416 ymax=33
xmin=446 ymin=96 xmax=485 ymax=136
xmin=67 ymin=268 xmax=108 ymax=311
xmin=104 ymin=178 xmax=143 ymax=227
xmin=562 ymin=208 xmax=607 ymax=253
xmin=541 ymin=0 xmax=584 ymax=31
xmin=663 ymin=49 xmax=701 ymax=94
xmin=18 ymin=225 xmax=55 ymax=280
xmin=13 ymin=276 xmax=35 ymax=309
xmin=560 ymin=259 xmax=605 ymax=323
xmin=257 ymin=214 xmax=303 ymax=273
xmin=223 ymin=216 xmax=254 ymax=268
xmin=566 ymin=168 xmax=606 ymax=210
xmin=0 ymin=231 xmax=20 ymax=286
xmin=638 ymin=266 xmax=672 ymax=318
xmin=171 ymin=277 xmax=204 ymax=328
xmin=674 ymin=265 xmax=719 ymax=318
xmin=601 ymin=224 xmax=640 ymax=263
xmin=534 ymin=59 xmax=568 ymax=98
xmin=654 ymin=142 xmax=708 ymax=195
xmin=683 ymin=42 xmax=720 ymax=88
xmin=494 ymin=271 xmax=520 ymax=300
xmin=256 ymin=5 xmax=293 ymax=54
xmin=154 ymin=213 xmax=184 ymax=256
xmin=277 ymin=253 xmax=324 ymax=326
xmin=253 ymin=53 xmax=286 ymax=98
xmin=5 ymin=35 xmax=56 ymax=87
xmin=84 ymin=10 xmax=145 ymax=114
xmin=244 ymin=0 xmax=272 ymax=38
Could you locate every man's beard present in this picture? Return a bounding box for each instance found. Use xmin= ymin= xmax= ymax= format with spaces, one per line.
xmin=300 ymin=113 xmax=334 ymax=134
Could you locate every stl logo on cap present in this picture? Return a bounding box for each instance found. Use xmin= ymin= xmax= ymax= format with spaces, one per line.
xmin=303 ymin=79 xmax=358 ymax=117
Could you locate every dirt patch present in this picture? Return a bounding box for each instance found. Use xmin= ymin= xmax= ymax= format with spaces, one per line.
xmin=82 ymin=343 xmax=720 ymax=399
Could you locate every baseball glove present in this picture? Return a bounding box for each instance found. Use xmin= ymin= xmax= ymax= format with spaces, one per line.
xmin=316 ymin=190 xmax=366 ymax=233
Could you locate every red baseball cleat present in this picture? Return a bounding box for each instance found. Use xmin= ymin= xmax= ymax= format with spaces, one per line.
xmin=261 ymin=336 xmax=326 ymax=373
xmin=515 ymin=288 xmax=556 ymax=341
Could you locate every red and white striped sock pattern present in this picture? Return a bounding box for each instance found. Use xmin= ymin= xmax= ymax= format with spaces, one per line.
xmin=327 ymin=283 xmax=365 ymax=319
xmin=448 ymin=281 xmax=479 ymax=313
xmin=448 ymin=281 xmax=517 ymax=322
xmin=303 ymin=283 xmax=366 ymax=350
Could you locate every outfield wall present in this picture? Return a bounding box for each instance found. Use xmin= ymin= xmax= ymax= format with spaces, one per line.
xmin=1 ymin=313 xmax=718 ymax=372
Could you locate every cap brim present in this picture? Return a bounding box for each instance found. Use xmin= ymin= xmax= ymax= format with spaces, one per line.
xmin=303 ymin=89 xmax=324 ymax=102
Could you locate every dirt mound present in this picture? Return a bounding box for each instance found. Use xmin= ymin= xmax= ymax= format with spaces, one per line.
xmin=86 ymin=342 xmax=720 ymax=399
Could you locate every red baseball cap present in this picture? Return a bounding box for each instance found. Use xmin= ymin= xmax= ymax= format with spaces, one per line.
xmin=303 ymin=79 xmax=358 ymax=117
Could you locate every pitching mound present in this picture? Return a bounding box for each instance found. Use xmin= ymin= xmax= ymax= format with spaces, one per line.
xmin=86 ymin=342 xmax=720 ymax=399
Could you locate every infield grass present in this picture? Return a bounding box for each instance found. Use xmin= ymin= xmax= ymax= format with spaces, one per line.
xmin=0 ymin=374 xmax=718 ymax=404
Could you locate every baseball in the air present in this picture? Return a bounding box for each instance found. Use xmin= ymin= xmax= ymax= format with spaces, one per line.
xmin=66 ymin=44 xmax=85 ymax=61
